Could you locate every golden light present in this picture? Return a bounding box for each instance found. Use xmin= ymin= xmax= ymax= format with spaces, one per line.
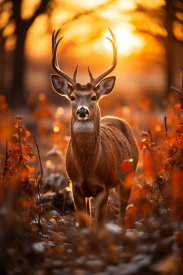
xmin=53 ymin=125 xmax=60 ymax=133
xmin=5 ymin=36 xmax=16 ymax=51
xmin=21 ymin=0 xmax=41 ymax=20
xmin=104 ymin=27 xmax=145 ymax=54
xmin=57 ymin=107 xmax=64 ymax=115
xmin=156 ymin=125 xmax=162 ymax=132
xmin=117 ymin=0 xmax=136 ymax=11
xmin=122 ymin=106 xmax=130 ymax=115
xmin=0 ymin=1 xmax=12 ymax=29
xmin=3 ymin=23 xmax=15 ymax=37
xmin=72 ymin=0 xmax=106 ymax=9
xmin=46 ymin=160 xmax=52 ymax=168
xmin=25 ymin=14 xmax=50 ymax=59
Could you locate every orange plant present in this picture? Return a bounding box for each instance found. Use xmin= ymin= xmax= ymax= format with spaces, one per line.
xmin=1 ymin=116 xmax=41 ymax=220
xmin=164 ymin=94 xmax=183 ymax=221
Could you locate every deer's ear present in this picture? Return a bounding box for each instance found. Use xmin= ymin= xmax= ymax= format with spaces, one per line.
xmin=96 ymin=76 xmax=116 ymax=98
xmin=51 ymin=74 xmax=72 ymax=98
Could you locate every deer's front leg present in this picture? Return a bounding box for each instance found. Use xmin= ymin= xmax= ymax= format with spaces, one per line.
xmin=94 ymin=188 xmax=109 ymax=225
xmin=72 ymin=185 xmax=89 ymax=228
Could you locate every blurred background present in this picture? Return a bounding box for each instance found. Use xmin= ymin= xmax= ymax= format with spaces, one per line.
xmin=1 ymin=0 xmax=183 ymax=158
xmin=1 ymin=0 xmax=183 ymax=109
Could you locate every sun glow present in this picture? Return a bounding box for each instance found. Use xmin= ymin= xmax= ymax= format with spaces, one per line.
xmin=104 ymin=27 xmax=145 ymax=54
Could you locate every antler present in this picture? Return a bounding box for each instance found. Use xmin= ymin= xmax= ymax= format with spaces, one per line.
xmin=88 ymin=29 xmax=117 ymax=86
xmin=52 ymin=28 xmax=78 ymax=86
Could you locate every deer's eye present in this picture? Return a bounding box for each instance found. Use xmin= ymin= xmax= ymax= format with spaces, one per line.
xmin=91 ymin=96 xmax=97 ymax=101
xmin=70 ymin=96 xmax=75 ymax=101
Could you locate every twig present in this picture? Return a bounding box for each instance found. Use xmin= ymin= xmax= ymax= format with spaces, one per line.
xmin=33 ymin=136 xmax=43 ymax=197
xmin=181 ymin=67 xmax=183 ymax=92
xmin=170 ymin=68 xmax=183 ymax=94
xmin=18 ymin=126 xmax=23 ymax=161
xmin=2 ymin=139 xmax=8 ymax=192
xmin=170 ymin=86 xmax=181 ymax=93
xmin=164 ymin=116 xmax=168 ymax=133
xmin=143 ymin=149 xmax=146 ymax=175
xmin=148 ymin=129 xmax=153 ymax=143
xmin=33 ymin=136 xmax=43 ymax=225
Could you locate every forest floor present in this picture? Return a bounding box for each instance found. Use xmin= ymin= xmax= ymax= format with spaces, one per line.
xmin=1 ymin=171 xmax=183 ymax=275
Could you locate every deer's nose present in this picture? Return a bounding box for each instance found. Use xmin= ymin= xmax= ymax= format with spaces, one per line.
xmin=76 ymin=107 xmax=89 ymax=118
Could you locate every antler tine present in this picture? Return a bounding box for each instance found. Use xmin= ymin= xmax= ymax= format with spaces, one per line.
xmin=52 ymin=29 xmax=62 ymax=69
xmin=89 ymin=29 xmax=117 ymax=86
xmin=52 ymin=29 xmax=77 ymax=86
xmin=88 ymin=66 xmax=95 ymax=83
xmin=52 ymin=28 xmax=61 ymax=54
xmin=73 ymin=64 xmax=78 ymax=83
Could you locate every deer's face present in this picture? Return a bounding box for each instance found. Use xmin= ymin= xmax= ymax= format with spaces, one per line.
xmin=69 ymin=83 xmax=98 ymax=121
xmin=51 ymin=75 xmax=116 ymax=121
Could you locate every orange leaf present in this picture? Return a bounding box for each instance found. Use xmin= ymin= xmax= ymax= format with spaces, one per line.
xmin=26 ymin=165 xmax=35 ymax=175
xmin=25 ymin=145 xmax=32 ymax=155
xmin=24 ymin=130 xmax=31 ymax=138
xmin=174 ymin=104 xmax=181 ymax=110
xmin=13 ymin=122 xmax=19 ymax=129
xmin=121 ymin=159 xmax=133 ymax=172
xmin=124 ymin=171 xmax=136 ymax=188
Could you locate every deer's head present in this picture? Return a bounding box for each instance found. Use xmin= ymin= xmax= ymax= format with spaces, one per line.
xmin=51 ymin=29 xmax=117 ymax=122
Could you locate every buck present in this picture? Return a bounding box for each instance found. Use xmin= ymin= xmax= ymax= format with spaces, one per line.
xmin=50 ymin=28 xmax=139 ymax=228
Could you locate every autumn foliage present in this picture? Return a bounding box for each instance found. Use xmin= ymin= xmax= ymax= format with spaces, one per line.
xmin=0 ymin=115 xmax=41 ymax=221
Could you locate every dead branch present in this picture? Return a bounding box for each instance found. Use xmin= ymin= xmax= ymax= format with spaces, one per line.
xmin=33 ymin=135 xmax=43 ymax=225
xmin=2 ymin=139 xmax=8 ymax=192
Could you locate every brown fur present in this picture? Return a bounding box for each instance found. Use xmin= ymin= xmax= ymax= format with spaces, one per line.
xmin=66 ymin=112 xmax=139 ymax=228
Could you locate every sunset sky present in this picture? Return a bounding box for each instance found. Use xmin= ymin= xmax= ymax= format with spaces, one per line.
xmin=1 ymin=0 xmax=182 ymax=101
xmin=24 ymin=0 xmax=161 ymax=58
xmin=1 ymin=0 xmax=167 ymax=60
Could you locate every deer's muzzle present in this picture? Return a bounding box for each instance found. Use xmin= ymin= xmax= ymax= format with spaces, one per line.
xmin=76 ymin=107 xmax=89 ymax=119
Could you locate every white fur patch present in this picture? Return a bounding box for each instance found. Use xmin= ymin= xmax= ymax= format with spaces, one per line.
xmin=76 ymin=106 xmax=89 ymax=112
xmin=73 ymin=121 xmax=94 ymax=133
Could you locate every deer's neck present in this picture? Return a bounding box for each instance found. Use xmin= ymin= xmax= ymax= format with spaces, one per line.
xmin=70 ymin=113 xmax=101 ymax=176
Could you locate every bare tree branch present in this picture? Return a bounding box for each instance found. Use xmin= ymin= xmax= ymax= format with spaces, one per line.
xmin=12 ymin=0 xmax=50 ymax=33
xmin=25 ymin=0 xmax=50 ymax=29
xmin=33 ymin=135 xmax=43 ymax=226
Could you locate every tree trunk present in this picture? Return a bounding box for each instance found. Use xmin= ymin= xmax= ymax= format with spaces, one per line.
xmin=7 ymin=0 xmax=27 ymax=107
xmin=164 ymin=0 xmax=178 ymax=97
xmin=8 ymin=31 xmax=26 ymax=107
xmin=8 ymin=0 xmax=49 ymax=108
xmin=156 ymin=0 xmax=183 ymax=98
xmin=0 ymin=33 xmax=6 ymax=95
xmin=164 ymin=38 xmax=176 ymax=94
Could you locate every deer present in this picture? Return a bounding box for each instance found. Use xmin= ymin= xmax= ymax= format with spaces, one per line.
xmin=50 ymin=28 xmax=139 ymax=229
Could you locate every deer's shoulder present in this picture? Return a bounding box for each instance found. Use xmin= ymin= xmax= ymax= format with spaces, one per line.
xmin=101 ymin=116 xmax=130 ymax=129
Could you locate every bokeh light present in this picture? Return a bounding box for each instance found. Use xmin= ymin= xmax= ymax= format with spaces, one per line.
xmin=38 ymin=93 xmax=45 ymax=101
xmin=53 ymin=125 xmax=60 ymax=132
